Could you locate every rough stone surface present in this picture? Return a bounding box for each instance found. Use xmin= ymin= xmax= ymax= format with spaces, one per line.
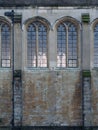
xmin=14 ymin=77 xmax=22 ymax=126
xmin=91 ymin=70 xmax=98 ymax=126
xmin=0 ymin=70 xmax=12 ymax=126
xmin=83 ymin=77 xmax=92 ymax=126
xmin=22 ymin=70 xmax=82 ymax=126
xmin=1 ymin=0 xmax=98 ymax=7
xmin=0 ymin=5 xmax=98 ymax=126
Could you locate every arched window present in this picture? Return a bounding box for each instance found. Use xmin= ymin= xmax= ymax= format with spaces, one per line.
xmin=27 ymin=21 xmax=48 ymax=67
xmin=1 ymin=23 xmax=11 ymax=67
xmin=57 ymin=21 xmax=78 ymax=68
xmin=94 ymin=24 xmax=98 ymax=67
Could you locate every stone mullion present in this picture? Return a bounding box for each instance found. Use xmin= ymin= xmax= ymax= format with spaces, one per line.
xmin=82 ymin=22 xmax=90 ymax=70
xmin=13 ymin=17 xmax=22 ymax=126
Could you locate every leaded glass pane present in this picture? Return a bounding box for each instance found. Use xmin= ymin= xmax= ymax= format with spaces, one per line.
xmin=94 ymin=24 xmax=98 ymax=67
xmin=27 ymin=22 xmax=48 ymax=68
xmin=57 ymin=21 xmax=78 ymax=68
xmin=1 ymin=24 xmax=11 ymax=67
xmin=68 ymin=24 xmax=78 ymax=67
xmin=57 ymin=24 xmax=66 ymax=67
xmin=38 ymin=24 xmax=47 ymax=67
xmin=27 ymin=24 xmax=36 ymax=67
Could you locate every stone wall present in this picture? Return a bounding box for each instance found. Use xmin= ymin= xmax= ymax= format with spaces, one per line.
xmin=91 ymin=70 xmax=98 ymax=126
xmin=0 ymin=5 xmax=98 ymax=127
xmin=1 ymin=69 xmax=98 ymax=126
xmin=22 ymin=70 xmax=82 ymax=126
xmin=0 ymin=70 xmax=12 ymax=126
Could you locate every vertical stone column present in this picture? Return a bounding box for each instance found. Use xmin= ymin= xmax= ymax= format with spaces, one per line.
xmin=81 ymin=14 xmax=92 ymax=127
xmin=82 ymin=14 xmax=90 ymax=70
xmin=14 ymin=22 xmax=22 ymax=70
xmin=13 ymin=16 xmax=22 ymax=126
xmin=14 ymin=72 xmax=22 ymax=126
xmin=48 ymin=29 xmax=56 ymax=69
xmin=82 ymin=71 xmax=92 ymax=127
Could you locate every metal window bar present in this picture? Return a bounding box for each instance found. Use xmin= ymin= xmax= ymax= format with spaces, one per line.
xmin=1 ymin=24 xmax=11 ymax=67
xmin=94 ymin=24 xmax=98 ymax=67
xmin=57 ymin=24 xmax=66 ymax=67
xmin=57 ymin=22 xmax=78 ymax=68
xmin=38 ymin=23 xmax=47 ymax=67
xmin=27 ymin=22 xmax=48 ymax=68
xmin=27 ymin=24 xmax=36 ymax=67
xmin=1 ymin=59 xmax=11 ymax=67
xmin=68 ymin=24 xmax=78 ymax=67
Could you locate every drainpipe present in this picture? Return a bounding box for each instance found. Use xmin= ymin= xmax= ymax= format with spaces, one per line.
xmin=12 ymin=10 xmax=15 ymax=129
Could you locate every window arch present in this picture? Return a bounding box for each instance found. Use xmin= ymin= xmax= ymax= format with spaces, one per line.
xmin=1 ymin=22 xmax=11 ymax=67
xmin=94 ymin=23 xmax=98 ymax=67
xmin=27 ymin=21 xmax=48 ymax=68
xmin=57 ymin=21 xmax=78 ymax=68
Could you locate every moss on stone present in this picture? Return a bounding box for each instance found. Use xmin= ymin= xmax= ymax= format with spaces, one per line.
xmin=82 ymin=70 xmax=91 ymax=77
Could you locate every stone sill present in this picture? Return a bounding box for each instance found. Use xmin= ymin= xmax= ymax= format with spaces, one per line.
xmin=0 ymin=68 xmax=12 ymax=72
xmin=24 ymin=67 xmax=81 ymax=72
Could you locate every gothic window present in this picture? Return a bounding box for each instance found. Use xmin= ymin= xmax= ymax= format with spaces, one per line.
xmin=57 ymin=21 xmax=78 ymax=68
xmin=1 ymin=23 xmax=11 ymax=67
xmin=27 ymin=21 xmax=48 ymax=67
xmin=94 ymin=24 xmax=98 ymax=67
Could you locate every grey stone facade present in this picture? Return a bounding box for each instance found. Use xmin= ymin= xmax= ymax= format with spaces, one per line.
xmin=0 ymin=3 xmax=98 ymax=127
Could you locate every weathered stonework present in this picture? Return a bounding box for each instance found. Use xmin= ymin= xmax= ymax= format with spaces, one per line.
xmin=0 ymin=70 xmax=12 ymax=126
xmin=91 ymin=70 xmax=98 ymax=126
xmin=83 ymin=77 xmax=92 ymax=126
xmin=22 ymin=70 xmax=82 ymax=126
xmin=14 ymin=77 xmax=22 ymax=126
xmin=0 ymin=3 xmax=98 ymax=127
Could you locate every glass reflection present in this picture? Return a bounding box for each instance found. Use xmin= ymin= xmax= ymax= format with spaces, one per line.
xmin=1 ymin=24 xmax=11 ymax=67
xmin=94 ymin=24 xmax=98 ymax=67
xmin=57 ymin=22 xmax=78 ymax=68
xmin=27 ymin=22 xmax=47 ymax=67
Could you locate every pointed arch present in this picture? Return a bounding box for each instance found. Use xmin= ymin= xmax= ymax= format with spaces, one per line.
xmin=91 ymin=18 xmax=98 ymax=67
xmin=0 ymin=16 xmax=11 ymax=67
xmin=55 ymin=16 xmax=80 ymax=68
xmin=91 ymin=18 xmax=98 ymax=30
xmin=24 ymin=16 xmax=51 ymax=31
xmin=25 ymin=16 xmax=50 ymax=68
xmin=54 ymin=16 xmax=81 ymax=30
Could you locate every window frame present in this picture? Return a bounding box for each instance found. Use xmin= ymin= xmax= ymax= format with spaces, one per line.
xmin=92 ymin=20 xmax=98 ymax=68
xmin=56 ymin=19 xmax=79 ymax=68
xmin=26 ymin=19 xmax=49 ymax=68
xmin=0 ymin=20 xmax=11 ymax=68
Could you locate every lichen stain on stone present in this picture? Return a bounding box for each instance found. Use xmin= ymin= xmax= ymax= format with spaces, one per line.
xmin=70 ymin=75 xmax=82 ymax=125
xmin=0 ymin=78 xmax=12 ymax=126
xmin=23 ymin=71 xmax=82 ymax=126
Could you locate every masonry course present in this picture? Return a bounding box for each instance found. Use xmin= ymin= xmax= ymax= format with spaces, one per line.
xmin=0 ymin=0 xmax=98 ymax=7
